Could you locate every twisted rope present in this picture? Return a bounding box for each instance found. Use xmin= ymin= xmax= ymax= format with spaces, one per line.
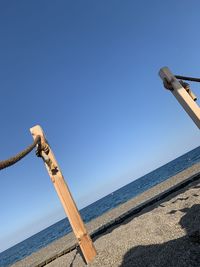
xmin=175 ymin=75 xmax=200 ymax=83
xmin=0 ymin=135 xmax=41 ymax=170
xmin=163 ymin=74 xmax=200 ymax=91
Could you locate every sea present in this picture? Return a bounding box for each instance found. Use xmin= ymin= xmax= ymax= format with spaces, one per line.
xmin=1 ymin=146 xmax=200 ymax=267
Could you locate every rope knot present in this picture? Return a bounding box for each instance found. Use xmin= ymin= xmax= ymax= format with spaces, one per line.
xmin=163 ymin=78 xmax=173 ymax=90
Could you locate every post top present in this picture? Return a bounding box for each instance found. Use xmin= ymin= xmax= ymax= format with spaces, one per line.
xmin=30 ymin=125 xmax=47 ymax=144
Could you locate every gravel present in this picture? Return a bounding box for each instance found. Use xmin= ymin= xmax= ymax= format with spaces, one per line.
xmin=12 ymin=162 xmax=200 ymax=267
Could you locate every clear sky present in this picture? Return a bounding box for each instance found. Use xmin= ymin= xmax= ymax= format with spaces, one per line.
xmin=0 ymin=0 xmax=200 ymax=252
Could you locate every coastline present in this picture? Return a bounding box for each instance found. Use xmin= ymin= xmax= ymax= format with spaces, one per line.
xmin=11 ymin=162 xmax=200 ymax=267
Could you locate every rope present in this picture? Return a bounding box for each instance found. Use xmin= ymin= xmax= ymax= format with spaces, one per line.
xmin=175 ymin=75 xmax=200 ymax=83
xmin=163 ymin=74 xmax=200 ymax=91
xmin=163 ymin=78 xmax=173 ymax=90
xmin=0 ymin=135 xmax=41 ymax=170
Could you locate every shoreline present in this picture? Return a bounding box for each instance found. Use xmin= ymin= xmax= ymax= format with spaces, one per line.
xmin=12 ymin=162 xmax=200 ymax=267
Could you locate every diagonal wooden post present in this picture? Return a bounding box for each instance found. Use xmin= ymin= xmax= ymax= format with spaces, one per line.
xmin=30 ymin=125 xmax=97 ymax=264
xmin=159 ymin=67 xmax=200 ymax=129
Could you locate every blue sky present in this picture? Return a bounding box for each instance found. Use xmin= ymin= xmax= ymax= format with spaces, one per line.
xmin=0 ymin=0 xmax=200 ymax=252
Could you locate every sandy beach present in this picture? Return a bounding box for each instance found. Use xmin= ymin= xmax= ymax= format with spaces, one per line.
xmin=12 ymin=162 xmax=200 ymax=267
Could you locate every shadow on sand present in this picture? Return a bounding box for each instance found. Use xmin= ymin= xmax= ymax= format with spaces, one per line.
xmin=119 ymin=203 xmax=200 ymax=267
xmin=69 ymin=179 xmax=200 ymax=267
xmin=92 ymin=179 xmax=200 ymax=241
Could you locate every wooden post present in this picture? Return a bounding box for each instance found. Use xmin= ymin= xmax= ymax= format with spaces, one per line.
xmin=159 ymin=67 xmax=200 ymax=129
xmin=30 ymin=125 xmax=97 ymax=264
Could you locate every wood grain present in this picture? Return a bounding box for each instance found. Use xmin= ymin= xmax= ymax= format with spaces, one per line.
xmin=159 ymin=67 xmax=200 ymax=129
xmin=30 ymin=125 xmax=97 ymax=264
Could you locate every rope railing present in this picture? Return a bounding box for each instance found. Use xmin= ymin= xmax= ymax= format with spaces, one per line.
xmin=162 ymin=73 xmax=200 ymax=102
xmin=0 ymin=125 xmax=97 ymax=264
xmin=175 ymin=75 xmax=200 ymax=83
xmin=0 ymin=135 xmax=41 ymax=170
xmin=159 ymin=67 xmax=200 ymax=129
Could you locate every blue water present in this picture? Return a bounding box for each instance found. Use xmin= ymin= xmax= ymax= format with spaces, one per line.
xmin=1 ymin=146 xmax=200 ymax=266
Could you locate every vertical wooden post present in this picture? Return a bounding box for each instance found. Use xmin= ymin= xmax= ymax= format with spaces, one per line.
xmin=159 ymin=67 xmax=200 ymax=129
xmin=30 ymin=125 xmax=97 ymax=264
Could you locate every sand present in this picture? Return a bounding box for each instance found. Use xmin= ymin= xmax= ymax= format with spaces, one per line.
xmin=11 ymin=162 xmax=200 ymax=267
